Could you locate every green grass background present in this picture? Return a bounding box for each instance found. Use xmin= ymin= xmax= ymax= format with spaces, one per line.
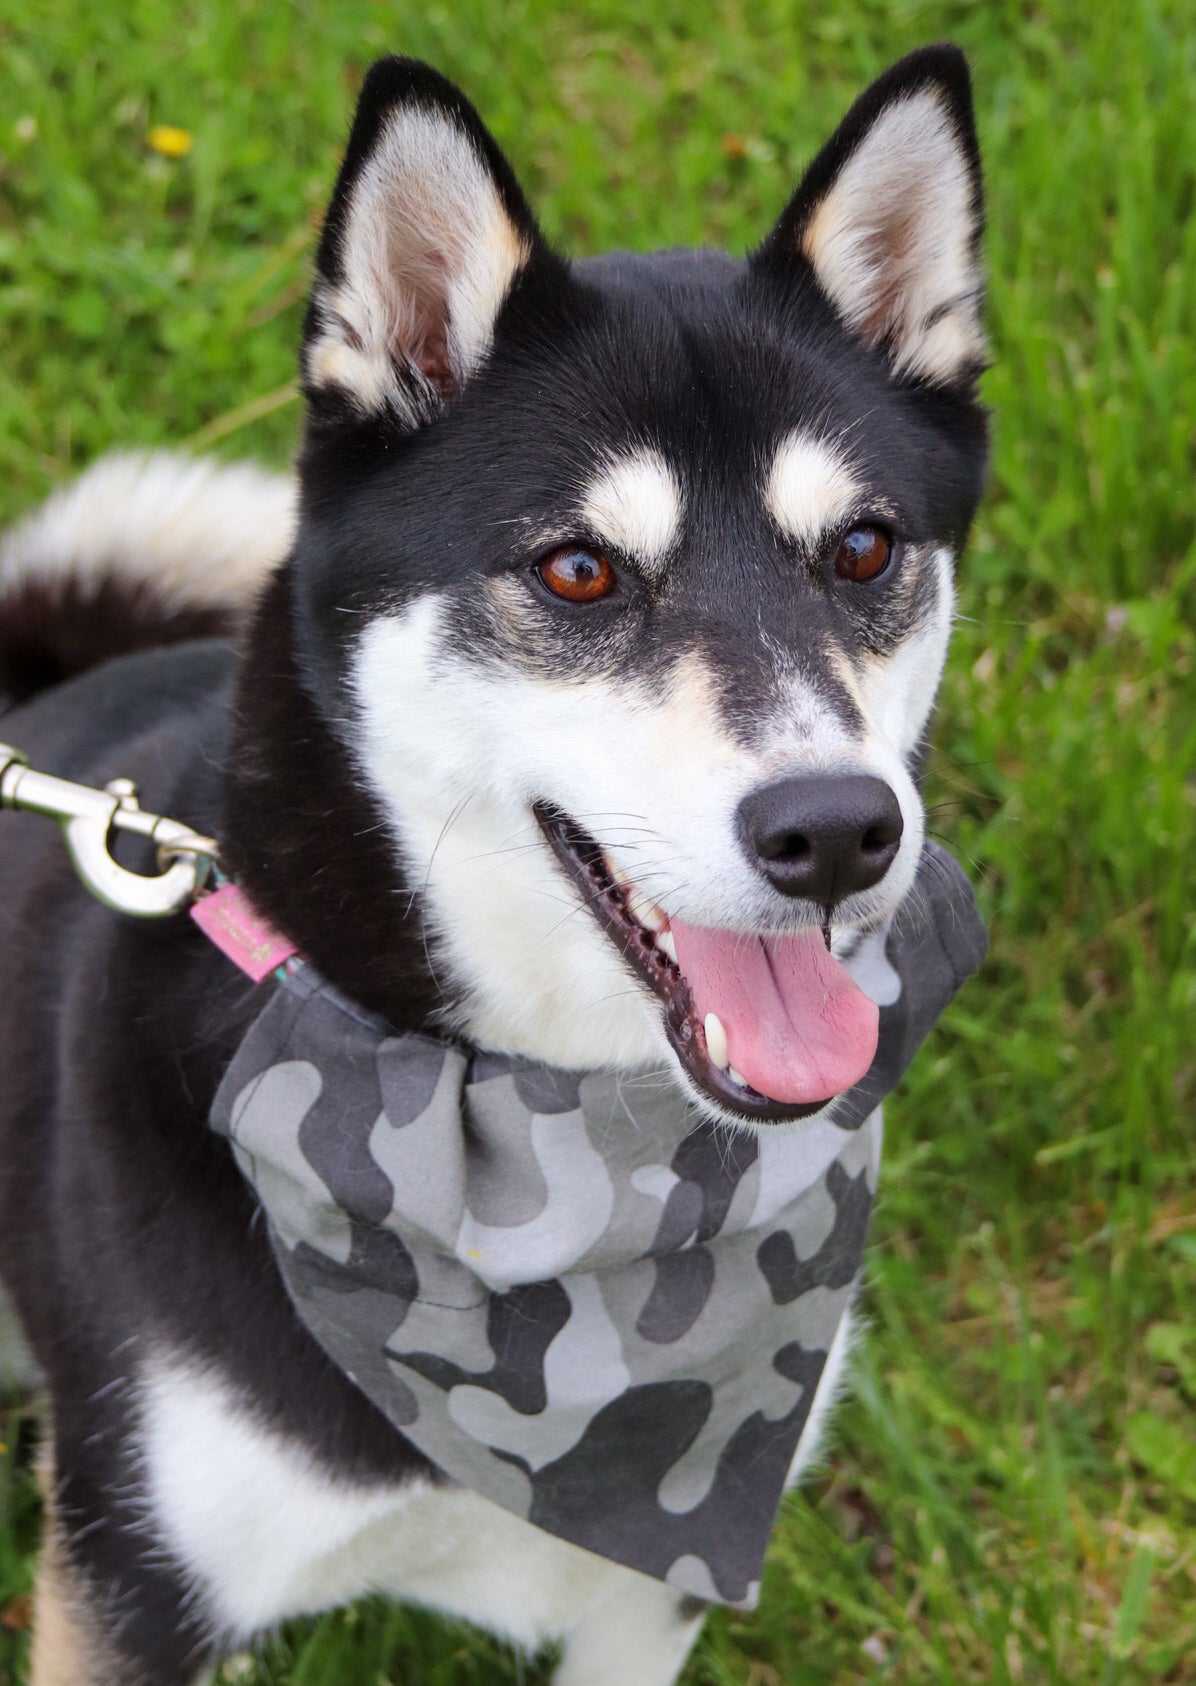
xmin=1 ymin=0 xmax=1193 ymax=1681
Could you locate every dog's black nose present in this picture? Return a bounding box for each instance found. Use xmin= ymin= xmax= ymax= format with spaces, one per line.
xmin=737 ymin=774 xmax=904 ymax=905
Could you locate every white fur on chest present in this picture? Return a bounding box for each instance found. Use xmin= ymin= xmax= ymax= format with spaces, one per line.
xmin=140 ymin=1358 xmax=667 ymax=1648
xmin=138 ymin=1316 xmax=853 ymax=1659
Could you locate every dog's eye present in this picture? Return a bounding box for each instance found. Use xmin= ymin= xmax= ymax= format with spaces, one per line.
xmin=537 ymin=546 xmax=618 ymax=603
xmin=834 ymin=526 xmax=892 ymax=583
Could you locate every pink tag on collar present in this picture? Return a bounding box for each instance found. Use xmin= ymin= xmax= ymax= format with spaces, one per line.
xmin=190 ymin=882 xmax=298 ymax=982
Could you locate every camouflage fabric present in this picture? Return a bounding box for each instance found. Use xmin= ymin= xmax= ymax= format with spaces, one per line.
xmin=210 ymin=841 xmax=986 ymax=1607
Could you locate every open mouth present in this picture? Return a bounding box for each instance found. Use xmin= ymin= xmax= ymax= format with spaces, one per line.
xmin=534 ymin=803 xmax=880 ymax=1123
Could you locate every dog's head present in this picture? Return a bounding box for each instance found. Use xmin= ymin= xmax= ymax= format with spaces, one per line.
xmin=286 ymin=49 xmax=987 ymax=1127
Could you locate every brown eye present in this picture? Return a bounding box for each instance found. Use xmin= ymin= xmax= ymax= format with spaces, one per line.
xmin=834 ymin=526 xmax=892 ymax=583
xmin=537 ymin=546 xmax=618 ymax=603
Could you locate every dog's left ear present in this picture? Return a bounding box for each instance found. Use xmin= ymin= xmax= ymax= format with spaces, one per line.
xmin=303 ymin=57 xmax=551 ymax=429
xmin=757 ymin=45 xmax=985 ymax=389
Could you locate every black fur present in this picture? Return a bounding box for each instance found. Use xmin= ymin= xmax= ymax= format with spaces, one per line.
xmin=0 ymin=576 xmax=233 ymax=709
xmin=222 ymin=568 xmax=441 ymax=1027
xmin=0 ymin=643 xmax=441 ymax=1678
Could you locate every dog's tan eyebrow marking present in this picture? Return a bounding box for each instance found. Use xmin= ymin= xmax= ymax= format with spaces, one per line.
xmin=764 ymin=432 xmax=865 ymax=548
xmin=578 ymin=449 xmax=683 ymax=574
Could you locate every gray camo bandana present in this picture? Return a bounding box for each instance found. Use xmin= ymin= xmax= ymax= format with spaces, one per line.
xmin=210 ymin=841 xmax=986 ymax=1607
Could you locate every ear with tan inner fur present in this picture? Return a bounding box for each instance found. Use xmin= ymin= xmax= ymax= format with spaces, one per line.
xmin=303 ymin=57 xmax=548 ymax=429
xmin=759 ymin=45 xmax=986 ymax=389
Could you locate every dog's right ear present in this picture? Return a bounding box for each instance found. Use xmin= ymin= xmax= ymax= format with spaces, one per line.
xmin=303 ymin=58 xmax=550 ymax=431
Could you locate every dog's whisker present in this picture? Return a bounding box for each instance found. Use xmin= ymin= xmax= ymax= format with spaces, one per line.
xmin=413 ymin=791 xmax=477 ymax=989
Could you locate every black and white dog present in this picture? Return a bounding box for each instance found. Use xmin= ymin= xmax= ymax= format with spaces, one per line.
xmin=0 ymin=45 xmax=987 ymax=1686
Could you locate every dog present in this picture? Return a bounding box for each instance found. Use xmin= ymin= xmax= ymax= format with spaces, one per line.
xmin=0 ymin=43 xmax=988 ymax=1686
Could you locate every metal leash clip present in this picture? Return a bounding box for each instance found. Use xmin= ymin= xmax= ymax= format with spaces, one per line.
xmin=0 ymin=742 xmax=219 ymax=918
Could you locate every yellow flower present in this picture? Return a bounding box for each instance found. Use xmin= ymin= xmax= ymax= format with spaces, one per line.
xmin=147 ymin=125 xmax=193 ymax=159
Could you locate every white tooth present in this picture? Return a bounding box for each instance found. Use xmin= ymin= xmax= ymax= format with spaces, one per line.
xmin=728 ymin=1066 xmax=749 ymax=1089
xmin=628 ymin=889 xmax=667 ymax=932
xmin=704 ymin=1012 xmax=729 ymax=1071
xmin=655 ymin=930 xmax=678 ymax=964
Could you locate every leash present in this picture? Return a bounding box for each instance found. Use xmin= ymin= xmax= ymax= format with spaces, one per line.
xmin=0 ymin=741 xmax=297 ymax=978
xmin=0 ymin=740 xmax=218 ymax=917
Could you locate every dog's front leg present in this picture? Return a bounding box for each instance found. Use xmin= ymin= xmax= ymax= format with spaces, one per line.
xmin=28 ymin=1523 xmax=106 ymax=1686
xmin=555 ymin=1574 xmax=706 ymax=1686
xmin=29 ymin=1436 xmax=213 ymax=1686
xmin=29 ymin=1445 xmax=133 ymax=1686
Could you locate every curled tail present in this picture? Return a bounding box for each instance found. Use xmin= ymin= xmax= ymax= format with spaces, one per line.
xmin=0 ymin=451 xmax=296 ymax=706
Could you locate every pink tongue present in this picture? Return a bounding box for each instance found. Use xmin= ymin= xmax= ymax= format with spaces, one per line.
xmin=669 ymin=920 xmax=879 ymax=1105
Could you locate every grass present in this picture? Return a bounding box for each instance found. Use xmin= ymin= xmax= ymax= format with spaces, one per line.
xmin=1 ymin=0 xmax=1193 ymax=1681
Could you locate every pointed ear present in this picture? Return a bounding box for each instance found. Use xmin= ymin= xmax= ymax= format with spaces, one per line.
xmin=757 ymin=45 xmax=986 ymax=389
xmin=303 ymin=58 xmax=548 ymax=428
